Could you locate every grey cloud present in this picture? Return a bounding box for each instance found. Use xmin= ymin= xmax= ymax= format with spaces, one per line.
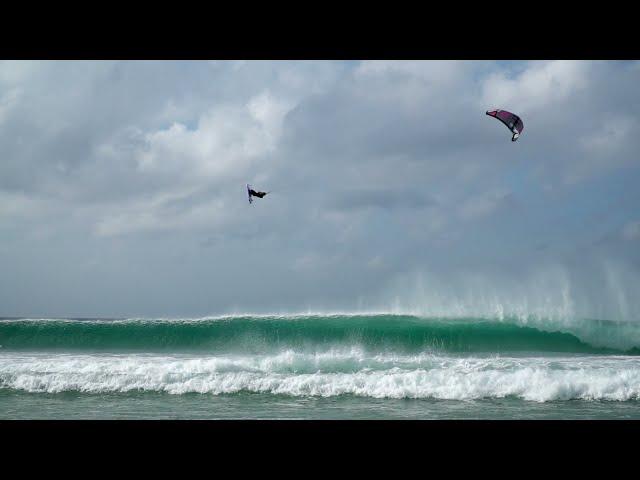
xmin=329 ymin=187 xmax=437 ymax=211
xmin=0 ymin=60 xmax=639 ymax=317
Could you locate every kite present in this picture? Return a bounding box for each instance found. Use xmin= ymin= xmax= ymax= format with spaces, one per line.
xmin=486 ymin=109 xmax=524 ymax=141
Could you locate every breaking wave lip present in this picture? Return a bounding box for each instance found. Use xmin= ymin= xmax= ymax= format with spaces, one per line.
xmin=1 ymin=313 xmax=640 ymax=354
xmin=0 ymin=311 xmax=396 ymax=323
xmin=2 ymin=351 xmax=640 ymax=402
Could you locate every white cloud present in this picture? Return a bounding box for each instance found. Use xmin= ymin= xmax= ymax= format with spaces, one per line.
xmin=580 ymin=113 xmax=638 ymax=153
xmin=458 ymin=189 xmax=513 ymax=220
xmin=135 ymin=92 xmax=292 ymax=179
xmin=94 ymin=195 xmax=230 ymax=237
xmin=356 ymin=60 xmax=469 ymax=83
xmin=86 ymin=89 xmax=296 ymax=236
xmin=352 ymin=60 xmax=481 ymax=113
xmin=482 ymin=60 xmax=590 ymax=113
xmin=563 ymin=113 xmax=640 ymax=183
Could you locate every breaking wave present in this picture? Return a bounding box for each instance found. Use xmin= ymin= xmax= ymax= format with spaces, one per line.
xmin=1 ymin=314 xmax=640 ymax=354
xmin=2 ymin=351 xmax=640 ymax=402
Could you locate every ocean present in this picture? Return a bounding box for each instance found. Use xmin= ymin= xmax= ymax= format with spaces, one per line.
xmin=2 ymin=313 xmax=640 ymax=419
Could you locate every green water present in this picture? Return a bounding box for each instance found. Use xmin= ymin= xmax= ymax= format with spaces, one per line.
xmin=3 ymin=314 xmax=640 ymax=419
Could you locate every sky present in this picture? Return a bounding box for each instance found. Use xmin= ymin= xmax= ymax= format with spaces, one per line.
xmin=1 ymin=60 xmax=639 ymax=319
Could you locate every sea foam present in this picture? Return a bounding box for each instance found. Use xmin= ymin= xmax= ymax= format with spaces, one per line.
xmin=2 ymin=351 xmax=640 ymax=402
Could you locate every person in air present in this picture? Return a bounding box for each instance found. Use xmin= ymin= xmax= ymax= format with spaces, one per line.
xmin=247 ymin=184 xmax=270 ymax=203
xmin=249 ymin=188 xmax=268 ymax=199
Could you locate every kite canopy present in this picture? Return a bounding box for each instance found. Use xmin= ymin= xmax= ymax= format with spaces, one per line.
xmin=486 ymin=109 xmax=524 ymax=141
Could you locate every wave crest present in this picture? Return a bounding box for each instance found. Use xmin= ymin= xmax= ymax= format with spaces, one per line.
xmin=1 ymin=314 xmax=640 ymax=353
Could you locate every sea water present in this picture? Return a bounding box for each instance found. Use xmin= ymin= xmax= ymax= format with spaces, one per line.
xmin=1 ymin=314 xmax=640 ymax=419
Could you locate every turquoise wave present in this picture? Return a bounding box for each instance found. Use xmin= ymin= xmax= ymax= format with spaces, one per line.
xmin=1 ymin=315 xmax=639 ymax=354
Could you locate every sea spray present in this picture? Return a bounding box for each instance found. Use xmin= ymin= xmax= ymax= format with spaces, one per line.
xmin=379 ymin=260 xmax=640 ymax=324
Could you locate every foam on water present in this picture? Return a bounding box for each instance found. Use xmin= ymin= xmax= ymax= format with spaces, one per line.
xmin=2 ymin=351 xmax=640 ymax=402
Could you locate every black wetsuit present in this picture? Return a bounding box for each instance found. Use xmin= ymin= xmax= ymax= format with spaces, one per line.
xmin=249 ymin=189 xmax=267 ymax=198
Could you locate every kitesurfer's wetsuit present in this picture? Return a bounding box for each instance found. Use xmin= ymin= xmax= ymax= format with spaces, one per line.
xmin=249 ymin=189 xmax=267 ymax=199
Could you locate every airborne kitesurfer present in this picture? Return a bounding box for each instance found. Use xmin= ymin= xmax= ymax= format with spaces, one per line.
xmin=247 ymin=184 xmax=269 ymax=204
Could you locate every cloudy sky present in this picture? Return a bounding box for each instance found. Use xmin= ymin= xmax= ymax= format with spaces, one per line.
xmin=1 ymin=60 xmax=639 ymax=318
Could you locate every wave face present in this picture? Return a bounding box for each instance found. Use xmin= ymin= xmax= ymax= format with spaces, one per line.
xmin=1 ymin=314 xmax=640 ymax=354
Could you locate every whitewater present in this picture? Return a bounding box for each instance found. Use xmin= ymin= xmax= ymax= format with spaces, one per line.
xmin=2 ymin=313 xmax=640 ymax=418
